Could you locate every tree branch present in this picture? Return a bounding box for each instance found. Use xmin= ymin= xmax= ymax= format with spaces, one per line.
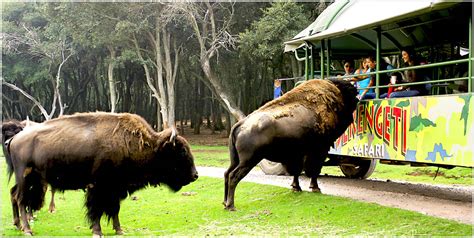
xmin=1 ymin=80 xmax=51 ymax=120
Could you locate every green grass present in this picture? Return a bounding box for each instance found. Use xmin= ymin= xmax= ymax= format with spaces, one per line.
xmin=192 ymin=145 xmax=473 ymax=186
xmin=191 ymin=145 xmax=229 ymax=167
xmin=1 ymin=174 xmax=471 ymax=236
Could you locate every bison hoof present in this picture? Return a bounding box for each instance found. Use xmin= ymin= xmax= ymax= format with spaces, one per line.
xmin=92 ymin=233 xmax=103 ymax=238
xmin=224 ymin=206 xmax=237 ymax=211
xmin=13 ymin=220 xmax=20 ymax=230
xmin=291 ymin=187 xmax=302 ymax=192
xmin=310 ymin=187 xmax=321 ymax=193
xmin=23 ymin=230 xmax=33 ymax=236
xmin=115 ymin=229 xmax=124 ymax=235
xmin=48 ymin=206 xmax=56 ymax=213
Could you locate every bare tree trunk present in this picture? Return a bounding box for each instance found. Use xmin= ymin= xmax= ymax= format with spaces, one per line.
xmin=150 ymin=24 xmax=169 ymax=129
xmin=46 ymin=50 xmax=73 ymax=119
xmin=177 ymin=3 xmax=245 ymax=121
xmin=54 ymin=51 xmax=73 ymax=117
xmin=201 ymin=57 xmax=245 ymax=120
xmin=156 ymin=102 xmax=163 ymax=131
xmin=107 ymin=46 xmax=117 ymax=113
xmin=132 ymin=34 xmax=168 ymax=129
xmin=162 ymin=27 xmax=179 ymax=128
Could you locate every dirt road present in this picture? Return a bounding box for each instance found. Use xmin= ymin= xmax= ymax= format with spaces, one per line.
xmin=198 ymin=166 xmax=473 ymax=224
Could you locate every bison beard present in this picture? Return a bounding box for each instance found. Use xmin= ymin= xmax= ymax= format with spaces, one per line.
xmin=6 ymin=112 xmax=198 ymax=236
xmin=224 ymin=79 xmax=358 ymax=210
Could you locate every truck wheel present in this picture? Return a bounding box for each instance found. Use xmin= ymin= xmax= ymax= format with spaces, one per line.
xmin=339 ymin=159 xmax=376 ymax=179
xmin=259 ymin=159 xmax=289 ymax=175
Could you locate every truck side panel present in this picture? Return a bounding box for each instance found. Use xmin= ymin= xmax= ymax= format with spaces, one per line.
xmin=329 ymin=93 xmax=474 ymax=167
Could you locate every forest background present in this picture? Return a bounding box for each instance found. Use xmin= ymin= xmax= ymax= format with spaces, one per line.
xmin=1 ymin=1 xmax=331 ymax=134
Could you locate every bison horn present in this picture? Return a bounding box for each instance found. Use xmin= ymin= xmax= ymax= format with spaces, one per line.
xmin=25 ymin=116 xmax=31 ymax=127
xmin=169 ymin=127 xmax=177 ymax=145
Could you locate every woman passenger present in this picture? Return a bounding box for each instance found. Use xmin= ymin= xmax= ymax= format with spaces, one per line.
xmin=388 ymin=48 xmax=424 ymax=98
xmin=351 ymin=57 xmax=374 ymax=99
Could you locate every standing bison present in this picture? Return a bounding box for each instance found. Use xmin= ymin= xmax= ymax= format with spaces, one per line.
xmin=1 ymin=119 xmax=58 ymax=217
xmin=224 ymin=79 xmax=358 ymax=210
xmin=5 ymin=112 xmax=198 ymax=236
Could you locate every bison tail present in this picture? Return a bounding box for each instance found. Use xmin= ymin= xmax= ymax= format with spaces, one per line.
xmin=229 ymin=121 xmax=243 ymax=165
xmin=3 ymin=138 xmax=15 ymax=183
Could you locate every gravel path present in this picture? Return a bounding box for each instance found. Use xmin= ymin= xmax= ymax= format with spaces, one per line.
xmin=198 ymin=166 xmax=473 ymax=225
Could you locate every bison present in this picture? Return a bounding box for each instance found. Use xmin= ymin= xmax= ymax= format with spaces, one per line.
xmin=1 ymin=119 xmax=59 ymax=221
xmin=224 ymin=79 xmax=358 ymax=210
xmin=5 ymin=112 xmax=198 ymax=236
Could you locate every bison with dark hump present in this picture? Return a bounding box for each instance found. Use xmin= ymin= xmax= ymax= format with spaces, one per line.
xmin=6 ymin=112 xmax=198 ymax=236
xmin=224 ymin=79 xmax=358 ymax=210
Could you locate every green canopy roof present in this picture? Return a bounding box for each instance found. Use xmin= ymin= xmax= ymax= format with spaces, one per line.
xmin=284 ymin=0 xmax=464 ymax=54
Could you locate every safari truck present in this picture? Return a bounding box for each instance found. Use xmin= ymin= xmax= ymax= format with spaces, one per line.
xmin=259 ymin=0 xmax=474 ymax=178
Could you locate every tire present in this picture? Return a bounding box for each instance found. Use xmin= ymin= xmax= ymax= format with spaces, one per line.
xmin=258 ymin=159 xmax=289 ymax=175
xmin=339 ymin=159 xmax=377 ymax=179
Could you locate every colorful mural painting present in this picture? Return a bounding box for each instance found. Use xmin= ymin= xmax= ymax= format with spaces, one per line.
xmin=329 ymin=93 xmax=474 ymax=167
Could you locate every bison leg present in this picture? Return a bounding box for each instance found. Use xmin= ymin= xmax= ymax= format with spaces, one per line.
xmin=10 ymin=185 xmax=20 ymax=229
xmin=86 ymin=189 xmax=104 ymax=236
xmin=17 ymin=196 xmax=32 ymax=235
xmin=90 ymin=218 xmax=103 ymax=237
xmin=304 ymin=154 xmax=324 ymax=193
xmin=48 ymin=187 xmax=56 ymax=213
xmin=284 ymin=162 xmax=303 ymax=192
xmin=105 ymin=197 xmax=123 ymax=235
xmin=223 ymin=159 xmax=239 ymax=205
xmin=112 ymin=213 xmax=124 ymax=235
xmin=291 ymin=176 xmax=302 ymax=192
xmin=225 ymin=159 xmax=259 ymax=211
xmin=15 ymin=170 xmax=33 ymax=235
xmin=19 ymin=203 xmax=32 ymax=235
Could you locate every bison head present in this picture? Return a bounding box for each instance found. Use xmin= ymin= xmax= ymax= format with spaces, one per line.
xmin=328 ymin=78 xmax=359 ymax=111
xmin=154 ymin=129 xmax=198 ymax=191
xmin=1 ymin=120 xmax=24 ymax=143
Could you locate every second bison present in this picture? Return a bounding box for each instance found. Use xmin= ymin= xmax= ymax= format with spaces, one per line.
xmin=224 ymin=79 xmax=358 ymax=210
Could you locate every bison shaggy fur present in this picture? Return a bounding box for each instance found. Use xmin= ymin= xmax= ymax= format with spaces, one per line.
xmin=6 ymin=112 xmax=198 ymax=236
xmin=224 ymin=79 xmax=358 ymax=210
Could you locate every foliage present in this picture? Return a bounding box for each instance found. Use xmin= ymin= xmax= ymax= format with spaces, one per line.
xmin=239 ymin=2 xmax=310 ymax=60
xmin=1 ymin=2 xmax=315 ymax=128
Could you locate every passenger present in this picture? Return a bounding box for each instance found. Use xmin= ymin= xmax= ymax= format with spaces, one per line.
xmin=358 ymin=56 xmax=377 ymax=99
xmin=363 ymin=57 xmax=394 ymax=99
xmin=380 ymin=72 xmax=403 ymax=98
xmin=379 ymin=59 xmax=394 ymax=95
xmin=338 ymin=59 xmax=355 ymax=84
xmin=350 ymin=57 xmax=373 ymax=99
xmin=388 ymin=48 xmax=425 ymax=98
xmin=273 ymin=79 xmax=283 ymax=99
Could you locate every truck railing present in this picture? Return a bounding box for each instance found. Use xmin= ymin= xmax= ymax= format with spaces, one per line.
xmin=311 ymin=57 xmax=473 ymax=97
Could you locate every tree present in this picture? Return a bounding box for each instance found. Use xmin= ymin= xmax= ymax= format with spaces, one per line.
xmin=50 ymin=3 xmax=129 ymax=113
xmin=2 ymin=2 xmax=74 ymax=120
xmin=173 ymin=2 xmax=245 ymax=121
xmin=240 ymin=2 xmax=312 ymax=79
xmin=1 ymin=2 xmax=323 ymax=134
xmin=120 ymin=3 xmax=183 ymax=130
